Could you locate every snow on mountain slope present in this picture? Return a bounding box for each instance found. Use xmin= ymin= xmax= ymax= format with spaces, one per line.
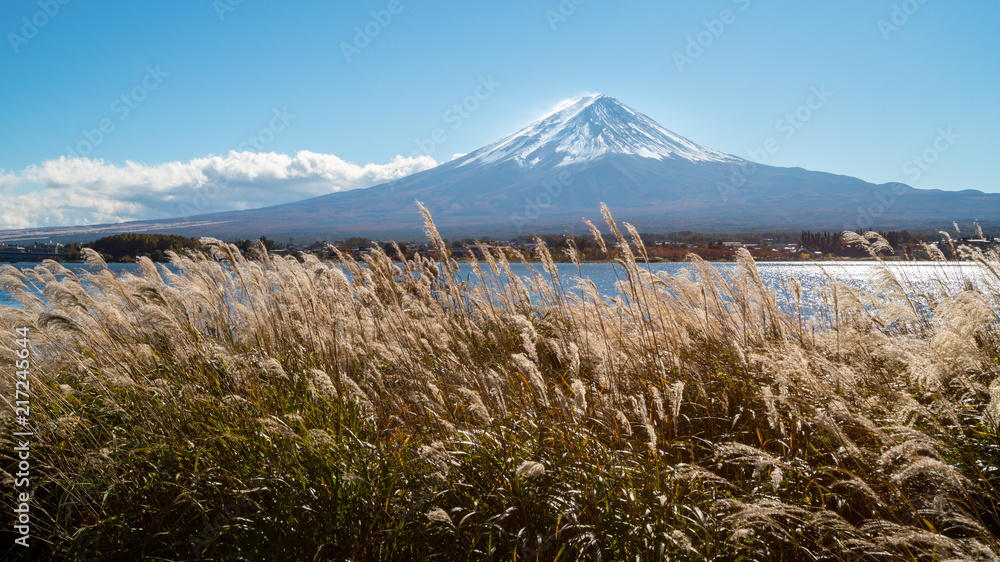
xmin=457 ymin=94 xmax=740 ymax=169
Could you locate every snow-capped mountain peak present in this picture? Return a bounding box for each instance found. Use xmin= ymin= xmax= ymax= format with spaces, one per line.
xmin=457 ymin=94 xmax=739 ymax=169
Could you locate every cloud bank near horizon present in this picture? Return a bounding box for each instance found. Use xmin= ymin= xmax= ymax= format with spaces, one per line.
xmin=0 ymin=151 xmax=438 ymax=230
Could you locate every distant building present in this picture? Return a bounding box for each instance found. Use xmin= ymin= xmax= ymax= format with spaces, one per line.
xmin=0 ymin=242 xmax=70 ymax=261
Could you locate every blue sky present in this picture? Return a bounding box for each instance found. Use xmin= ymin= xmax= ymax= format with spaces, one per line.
xmin=1 ymin=0 xmax=998 ymax=228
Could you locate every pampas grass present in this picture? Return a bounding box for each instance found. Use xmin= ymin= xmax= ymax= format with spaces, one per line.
xmin=3 ymin=205 xmax=1000 ymax=560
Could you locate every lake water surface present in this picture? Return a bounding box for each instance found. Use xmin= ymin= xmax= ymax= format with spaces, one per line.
xmin=0 ymin=261 xmax=985 ymax=312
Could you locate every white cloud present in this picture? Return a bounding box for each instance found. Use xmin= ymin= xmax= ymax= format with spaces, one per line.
xmin=0 ymin=151 xmax=438 ymax=229
xmin=0 ymin=169 xmax=20 ymax=192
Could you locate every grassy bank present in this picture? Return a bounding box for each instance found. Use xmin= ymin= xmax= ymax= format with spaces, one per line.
xmin=2 ymin=204 xmax=1000 ymax=560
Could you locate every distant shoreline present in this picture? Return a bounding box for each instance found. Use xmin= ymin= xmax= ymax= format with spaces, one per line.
xmin=0 ymin=255 xmax=943 ymax=266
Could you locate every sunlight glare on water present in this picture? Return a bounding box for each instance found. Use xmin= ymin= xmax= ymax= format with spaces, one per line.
xmin=0 ymin=260 xmax=985 ymax=314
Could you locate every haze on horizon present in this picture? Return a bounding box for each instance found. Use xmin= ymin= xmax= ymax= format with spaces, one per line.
xmin=1 ymin=0 xmax=997 ymax=230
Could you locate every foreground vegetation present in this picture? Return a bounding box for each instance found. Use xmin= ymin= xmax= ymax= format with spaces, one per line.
xmin=2 ymin=204 xmax=1000 ymax=560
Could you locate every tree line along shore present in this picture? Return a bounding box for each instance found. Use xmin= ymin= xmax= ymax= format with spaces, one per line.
xmin=4 ymin=228 xmax=989 ymax=264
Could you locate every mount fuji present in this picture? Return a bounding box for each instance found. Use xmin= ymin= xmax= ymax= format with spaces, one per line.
xmin=4 ymin=94 xmax=1000 ymax=242
xmin=456 ymin=94 xmax=738 ymax=169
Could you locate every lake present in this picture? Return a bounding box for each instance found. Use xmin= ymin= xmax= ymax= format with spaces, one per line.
xmin=0 ymin=260 xmax=985 ymax=313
